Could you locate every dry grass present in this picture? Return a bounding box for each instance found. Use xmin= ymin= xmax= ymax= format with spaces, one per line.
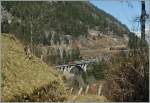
xmin=78 ymin=34 xmax=128 ymax=58
xmin=67 ymin=94 xmax=108 ymax=102
xmin=1 ymin=34 xmax=65 ymax=101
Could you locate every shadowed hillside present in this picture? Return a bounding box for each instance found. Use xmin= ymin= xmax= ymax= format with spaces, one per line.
xmin=2 ymin=1 xmax=130 ymax=45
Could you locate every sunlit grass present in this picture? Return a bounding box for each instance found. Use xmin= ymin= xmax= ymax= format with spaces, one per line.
xmin=1 ymin=34 xmax=65 ymax=101
xmin=67 ymin=94 xmax=108 ymax=102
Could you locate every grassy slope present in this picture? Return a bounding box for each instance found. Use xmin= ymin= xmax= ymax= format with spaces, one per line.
xmin=78 ymin=35 xmax=128 ymax=58
xmin=1 ymin=34 xmax=66 ymax=101
xmin=75 ymin=94 xmax=107 ymax=102
xmin=67 ymin=94 xmax=108 ymax=102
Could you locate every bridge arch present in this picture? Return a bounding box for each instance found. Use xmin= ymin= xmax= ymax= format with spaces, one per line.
xmin=69 ymin=64 xmax=88 ymax=74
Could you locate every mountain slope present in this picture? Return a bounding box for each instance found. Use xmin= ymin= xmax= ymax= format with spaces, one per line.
xmin=2 ymin=1 xmax=130 ymax=45
xmin=1 ymin=34 xmax=66 ymax=101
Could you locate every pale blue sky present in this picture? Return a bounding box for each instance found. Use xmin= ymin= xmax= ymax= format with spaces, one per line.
xmin=90 ymin=0 xmax=149 ymax=32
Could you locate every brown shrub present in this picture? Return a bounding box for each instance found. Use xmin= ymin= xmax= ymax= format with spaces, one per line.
xmin=102 ymin=49 xmax=149 ymax=102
